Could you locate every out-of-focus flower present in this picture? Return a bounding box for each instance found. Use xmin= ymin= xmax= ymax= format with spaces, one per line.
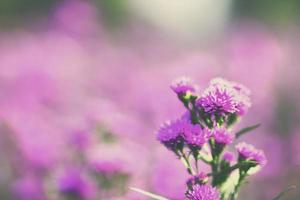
xmin=196 ymin=78 xmax=251 ymax=115
xmin=223 ymin=151 xmax=234 ymax=163
xmin=211 ymin=128 xmax=234 ymax=145
xmin=236 ymin=142 xmax=267 ymax=166
xmin=69 ymin=129 xmax=91 ymax=150
xmin=57 ymin=168 xmax=96 ymax=199
xmin=186 ymin=184 xmax=220 ymax=200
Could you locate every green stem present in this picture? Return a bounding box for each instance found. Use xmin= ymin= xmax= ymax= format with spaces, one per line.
xmin=195 ymin=156 xmax=199 ymax=174
xmin=207 ymin=161 xmax=249 ymax=177
xmin=180 ymin=151 xmax=195 ymax=175
xmin=230 ymin=171 xmax=247 ymax=200
xmin=209 ymin=139 xmax=221 ymax=186
xmin=211 ymin=156 xmax=220 ymax=186
xmin=198 ymin=155 xmax=211 ymax=165
xmin=191 ymin=151 xmax=200 ymax=174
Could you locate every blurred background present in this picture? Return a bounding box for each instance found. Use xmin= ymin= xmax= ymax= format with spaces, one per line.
xmin=0 ymin=0 xmax=299 ymax=199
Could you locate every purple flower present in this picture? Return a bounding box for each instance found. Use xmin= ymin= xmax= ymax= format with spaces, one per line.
xmin=186 ymin=184 xmax=220 ymax=200
xmin=69 ymin=129 xmax=90 ymax=150
xmin=223 ymin=151 xmax=234 ymax=163
xmin=236 ymin=142 xmax=267 ymax=166
xmin=57 ymin=168 xmax=95 ymax=199
xmin=156 ymin=119 xmax=185 ymax=150
xmin=212 ymin=127 xmax=234 ymax=145
xmin=170 ymin=77 xmax=196 ymax=95
xmin=196 ymin=78 xmax=251 ymax=115
xmin=183 ymin=125 xmax=211 ymax=148
xmin=157 ymin=119 xmax=183 ymax=142
xmin=157 ymin=117 xmax=211 ymax=150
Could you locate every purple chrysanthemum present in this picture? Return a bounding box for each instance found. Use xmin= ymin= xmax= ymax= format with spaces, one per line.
xmin=170 ymin=77 xmax=196 ymax=95
xmin=236 ymin=142 xmax=267 ymax=166
xmin=223 ymin=151 xmax=234 ymax=163
xmin=157 ymin=120 xmax=183 ymax=142
xmin=186 ymin=184 xmax=220 ymax=200
xmin=156 ymin=119 xmax=186 ymax=150
xmin=196 ymin=78 xmax=251 ymax=115
xmin=183 ymin=125 xmax=211 ymax=148
xmin=212 ymin=128 xmax=234 ymax=145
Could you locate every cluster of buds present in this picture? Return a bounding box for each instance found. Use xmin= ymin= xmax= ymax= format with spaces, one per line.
xmin=156 ymin=77 xmax=267 ymax=200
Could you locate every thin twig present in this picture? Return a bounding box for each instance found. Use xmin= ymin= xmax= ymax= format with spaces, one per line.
xmin=130 ymin=187 xmax=169 ymax=200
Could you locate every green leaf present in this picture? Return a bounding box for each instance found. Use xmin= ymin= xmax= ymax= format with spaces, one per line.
xmin=235 ymin=124 xmax=261 ymax=139
xmin=272 ymin=186 xmax=296 ymax=200
xmin=130 ymin=187 xmax=170 ymax=200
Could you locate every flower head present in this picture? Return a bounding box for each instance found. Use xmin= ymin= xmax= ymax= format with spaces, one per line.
xmin=57 ymin=168 xmax=95 ymax=199
xmin=186 ymin=184 xmax=220 ymax=200
xmin=212 ymin=127 xmax=234 ymax=145
xmin=69 ymin=129 xmax=90 ymax=150
xmin=170 ymin=77 xmax=196 ymax=95
xmin=223 ymin=151 xmax=234 ymax=163
xmin=183 ymin=125 xmax=211 ymax=148
xmin=156 ymin=119 xmax=185 ymax=150
xmin=236 ymin=142 xmax=267 ymax=166
xmin=196 ymin=78 xmax=251 ymax=115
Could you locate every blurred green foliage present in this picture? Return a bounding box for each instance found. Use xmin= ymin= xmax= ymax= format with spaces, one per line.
xmin=93 ymin=0 xmax=128 ymax=28
xmin=0 ymin=0 xmax=59 ymax=27
xmin=273 ymin=91 xmax=299 ymax=136
xmin=0 ymin=0 xmax=299 ymax=28
xmin=234 ymin=0 xmax=300 ymax=25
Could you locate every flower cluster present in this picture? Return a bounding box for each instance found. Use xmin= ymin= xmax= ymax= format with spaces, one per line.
xmin=155 ymin=77 xmax=267 ymax=200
